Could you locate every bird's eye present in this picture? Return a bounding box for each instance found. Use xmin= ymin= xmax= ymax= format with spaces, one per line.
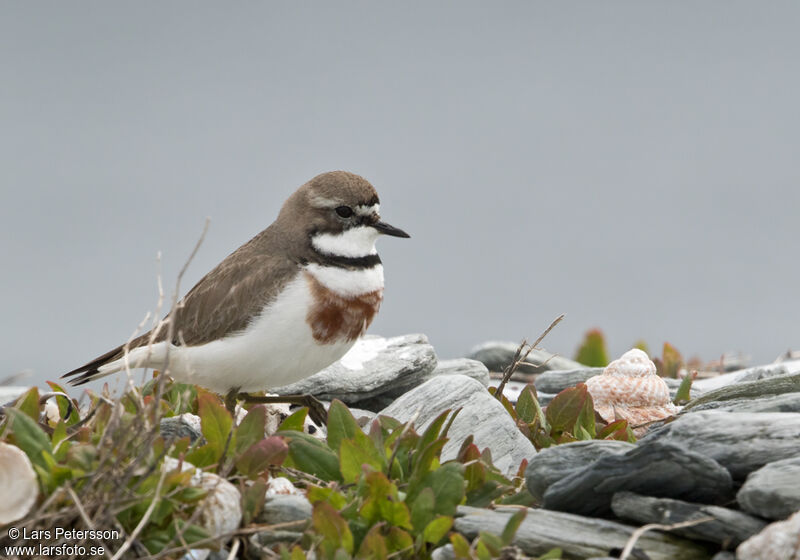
xmin=335 ymin=206 xmax=354 ymax=218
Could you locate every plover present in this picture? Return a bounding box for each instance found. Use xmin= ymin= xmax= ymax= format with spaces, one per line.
xmin=63 ymin=171 xmax=409 ymax=419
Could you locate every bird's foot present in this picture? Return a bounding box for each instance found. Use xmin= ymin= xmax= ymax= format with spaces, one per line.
xmin=238 ymin=393 xmax=328 ymax=426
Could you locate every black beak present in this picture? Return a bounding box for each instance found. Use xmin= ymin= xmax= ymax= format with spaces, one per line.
xmin=373 ymin=221 xmax=410 ymax=238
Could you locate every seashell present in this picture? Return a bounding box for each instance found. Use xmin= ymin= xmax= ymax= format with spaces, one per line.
xmin=0 ymin=442 xmax=39 ymax=523
xmin=163 ymin=457 xmax=242 ymax=539
xmin=585 ymin=348 xmax=678 ymax=435
xmin=265 ymin=476 xmax=301 ymax=497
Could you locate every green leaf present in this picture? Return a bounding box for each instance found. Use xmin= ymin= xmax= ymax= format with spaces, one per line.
xmin=659 ymin=342 xmax=684 ymax=379
xmin=574 ymin=328 xmax=609 ymax=367
xmin=412 ymin=463 xmax=465 ymax=518
xmin=501 ymin=508 xmax=527 ymax=545
xmin=236 ymin=436 xmax=289 ymax=478
xmin=197 ymin=391 xmax=233 ymax=462
xmin=5 ymin=408 xmax=52 ymax=470
xmin=312 ymin=501 xmax=353 ymax=556
xmin=538 ymin=547 xmax=563 ymax=559
xmin=673 ymin=372 xmax=694 ymax=405
xmin=450 ymin=533 xmax=471 ymax=558
xmin=546 ymin=384 xmax=589 ymax=434
xmin=340 ymin=438 xmax=381 ymax=484
xmin=308 ymin=486 xmax=348 ymax=509
xmin=356 ymin=524 xmax=388 ymax=559
xmin=326 ymin=399 xmax=361 ymax=452
xmin=409 ymin=487 xmax=435 ymax=533
xmin=515 ymin=385 xmax=539 ymax=424
xmin=359 ymin=472 xmax=412 ymax=529
xmin=235 ymin=405 xmax=267 ymax=455
xmin=416 ymin=410 xmax=450 ymax=455
xmin=16 ymin=387 xmax=41 ymax=421
xmin=478 ymin=531 xmax=504 ymax=555
xmin=422 ymin=516 xmax=452 ymax=544
xmin=279 ymin=407 xmax=308 ymax=432
xmin=385 ymin=528 xmax=413 ymax=554
xmin=286 ymin=435 xmax=342 ymax=482
xmin=242 ymin=479 xmax=267 ymax=525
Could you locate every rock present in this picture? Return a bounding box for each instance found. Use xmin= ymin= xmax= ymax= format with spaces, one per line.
xmin=542 ymin=440 xmax=733 ymax=516
xmin=258 ymin=494 xmax=312 ymax=525
xmin=453 ymin=505 xmax=709 ymax=560
xmin=274 ymin=334 xmax=437 ymax=404
xmin=640 ymin=411 xmax=800 ymax=480
xmin=684 ymin=372 xmax=800 ymax=412
xmin=711 ymin=553 xmax=735 ymax=560
xmin=525 ymin=440 xmax=635 ymax=502
xmin=736 ymin=510 xmax=800 ymax=560
xmin=692 ymin=360 xmax=800 ymax=393
xmin=534 ymin=368 xmax=604 ymax=394
xmin=429 ymin=358 xmax=491 ymax=386
xmin=160 ymin=413 xmax=204 ymax=443
xmin=684 ymin=391 xmax=800 ymax=413
xmin=467 ymin=341 xmax=583 ymax=373
xmin=379 ymin=375 xmax=536 ymax=475
xmin=0 ymin=386 xmax=30 ymax=405
xmin=611 ymin=491 xmax=766 ymax=547
xmin=737 ymin=456 xmax=800 ymax=520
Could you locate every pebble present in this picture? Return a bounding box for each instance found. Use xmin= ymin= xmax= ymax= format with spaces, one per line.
xmin=737 ymin=456 xmax=800 ymax=520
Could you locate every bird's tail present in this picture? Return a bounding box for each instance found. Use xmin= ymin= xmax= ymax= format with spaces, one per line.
xmin=62 ymin=344 xmax=128 ymax=386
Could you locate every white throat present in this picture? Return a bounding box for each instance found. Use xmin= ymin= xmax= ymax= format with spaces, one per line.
xmin=312 ymin=225 xmax=379 ymax=258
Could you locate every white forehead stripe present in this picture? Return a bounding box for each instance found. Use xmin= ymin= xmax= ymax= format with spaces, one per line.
xmin=306 ymin=263 xmax=384 ymax=297
xmin=312 ymin=225 xmax=379 ymax=258
xmin=356 ymin=203 xmax=379 ymax=216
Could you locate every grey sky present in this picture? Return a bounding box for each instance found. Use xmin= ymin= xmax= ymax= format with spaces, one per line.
xmin=2 ymin=2 xmax=798 ymax=391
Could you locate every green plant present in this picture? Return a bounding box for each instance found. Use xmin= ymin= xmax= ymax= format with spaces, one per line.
xmin=573 ymin=328 xmax=610 ymax=367
xmin=493 ymin=384 xmax=635 ymax=450
xmin=275 ymin=401 xmax=529 ymax=559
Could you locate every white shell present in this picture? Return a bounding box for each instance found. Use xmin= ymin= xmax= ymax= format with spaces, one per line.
xmin=0 ymin=442 xmax=39 ymax=524
xmin=163 ymin=457 xmax=241 ymax=539
xmin=265 ymin=476 xmax=301 ymax=497
xmin=585 ymin=349 xmax=678 ymax=435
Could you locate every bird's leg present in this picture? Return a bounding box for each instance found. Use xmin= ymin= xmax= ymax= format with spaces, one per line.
xmin=238 ymin=393 xmax=328 ymax=426
xmin=224 ymin=389 xmax=239 ymax=416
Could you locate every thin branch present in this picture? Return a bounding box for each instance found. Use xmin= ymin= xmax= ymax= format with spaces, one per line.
xmin=619 ymin=516 xmax=715 ymax=560
xmin=495 ymin=314 xmax=565 ymax=401
xmin=110 ymin=463 xmax=169 ymax=560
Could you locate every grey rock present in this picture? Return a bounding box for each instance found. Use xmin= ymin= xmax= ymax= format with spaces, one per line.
xmin=542 ymin=440 xmax=733 ymax=516
xmin=711 ymin=553 xmax=735 ymax=560
xmin=737 ymin=456 xmax=800 ymax=520
xmin=611 ymin=491 xmax=766 ymax=547
xmin=429 ymin=358 xmax=491 ymax=386
xmin=534 ymin=368 xmax=604 ymax=394
xmin=258 ymin=494 xmax=312 ymax=524
xmin=453 ymin=505 xmax=708 ymax=560
xmin=249 ymin=530 xmax=304 ymax=550
xmin=0 ymin=386 xmax=29 ymax=405
xmin=525 ymin=440 xmax=635 ymax=501
xmin=684 ymin=372 xmax=800 ymax=412
xmin=431 ymin=545 xmax=455 ymax=560
xmin=641 ymin=411 xmax=800 ymax=480
xmin=379 ymin=375 xmax=536 ymax=475
xmin=160 ymin=413 xmax=204 ymax=443
xmin=274 ymin=334 xmax=437 ymax=403
xmin=467 ymin=341 xmax=583 ymax=373
xmin=736 ymin=510 xmax=800 ymax=560
xmin=684 ymin=391 xmax=800 ymax=413
xmin=692 ymin=360 xmax=800 ymax=393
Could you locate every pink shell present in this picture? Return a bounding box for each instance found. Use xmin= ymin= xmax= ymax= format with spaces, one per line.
xmin=586 ymin=349 xmax=677 ymax=434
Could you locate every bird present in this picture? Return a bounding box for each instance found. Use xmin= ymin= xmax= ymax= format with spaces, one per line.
xmin=63 ymin=171 xmax=409 ymax=419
